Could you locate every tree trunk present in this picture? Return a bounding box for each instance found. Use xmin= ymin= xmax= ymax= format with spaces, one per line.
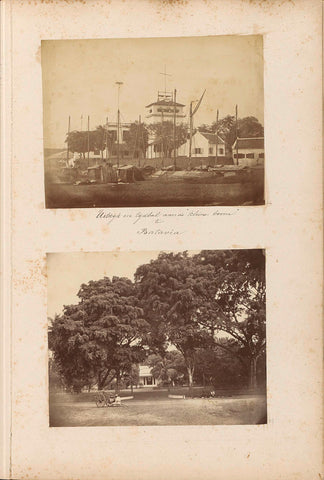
xmin=97 ymin=372 xmax=102 ymax=390
xmin=250 ymin=357 xmax=257 ymax=390
xmin=115 ymin=371 xmax=120 ymax=394
xmin=187 ymin=366 xmax=194 ymax=397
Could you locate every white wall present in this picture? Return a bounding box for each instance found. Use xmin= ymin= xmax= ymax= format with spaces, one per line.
xmin=177 ymin=132 xmax=225 ymax=157
xmin=233 ymin=148 xmax=265 ymax=167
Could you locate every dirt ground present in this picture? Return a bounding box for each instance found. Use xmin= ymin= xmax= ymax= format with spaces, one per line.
xmin=49 ymin=391 xmax=267 ymax=427
xmin=45 ymin=172 xmax=264 ymax=209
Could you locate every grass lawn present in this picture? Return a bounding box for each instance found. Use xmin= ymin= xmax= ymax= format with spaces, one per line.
xmin=49 ymin=389 xmax=267 ymax=427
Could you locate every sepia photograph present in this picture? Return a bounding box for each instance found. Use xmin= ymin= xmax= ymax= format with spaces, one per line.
xmin=42 ymin=36 xmax=265 ymax=208
xmin=48 ymin=249 xmax=266 ymax=427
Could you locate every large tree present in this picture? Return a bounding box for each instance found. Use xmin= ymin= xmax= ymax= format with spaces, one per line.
xmin=147 ymin=350 xmax=186 ymax=389
xmin=194 ymin=250 xmax=266 ymax=389
xmin=65 ymin=127 xmax=113 ymax=159
xmin=124 ymin=121 xmax=149 ymax=162
xmin=49 ymin=276 xmax=149 ymax=392
xmin=198 ymin=115 xmax=264 ymax=154
xmin=135 ymin=252 xmax=214 ymax=395
xmin=148 ymin=121 xmax=188 ymax=157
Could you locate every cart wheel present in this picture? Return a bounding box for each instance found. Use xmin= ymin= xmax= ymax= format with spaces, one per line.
xmin=96 ymin=399 xmax=104 ymax=408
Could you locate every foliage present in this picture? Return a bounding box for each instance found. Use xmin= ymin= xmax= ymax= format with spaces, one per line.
xmin=194 ymin=345 xmax=248 ymax=389
xmin=124 ymin=122 xmax=149 ymax=159
xmin=49 ymin=250 xmax=266 ymax=394
xmin=198 ymin=116 xmax=264 ymax=153
xmin=135 ymin=252 xmax=214 ymax=393
xmin=194 ymin=250 xmax=266 ymax=388
xmin=123 ymin=364 xmax=140 ymax=390
xmin=147 ymin=350 xmax=186 ymax=387
xmin=49 ymin=277 xmax=149 ymax=392
xmin=65 ymin=126 xmax=113 ymax=157
xmin=148 ymin=121 xmax=188 ymax=157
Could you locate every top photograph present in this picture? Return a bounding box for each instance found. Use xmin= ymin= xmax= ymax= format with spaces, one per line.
xmin=42 ymin=35 xmax=264 ymax=209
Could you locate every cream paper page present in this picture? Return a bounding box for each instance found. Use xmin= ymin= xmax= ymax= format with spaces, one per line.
xmin=2 ymin=0 xmax=322 ymax=479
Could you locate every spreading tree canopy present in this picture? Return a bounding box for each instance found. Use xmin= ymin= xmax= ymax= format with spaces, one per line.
xmin=49 ymin=276 xmax=149 ymax=392
xmin=199 ymin=116 xmax=264 ymax=154
xmin=194 ymin=250 xmax=266 ymax=388
xmin=135 ymin=252 xmax=214 ymax=394
xmin=124 ymin=121 xmax=149 ymax=160
xmin=148 ymin=122 xmax=188 ymax=157
xmin=49 ymin=250 xmax=266 ymax=394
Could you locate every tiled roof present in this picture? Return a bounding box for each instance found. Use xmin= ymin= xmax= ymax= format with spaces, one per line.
xmin=146 ymin=100 xmax=185 ymax=108
xmin=233 ymin=137 xmax=264 ymax=149
xmin=200 ymin=132 xmax=225 ymax=144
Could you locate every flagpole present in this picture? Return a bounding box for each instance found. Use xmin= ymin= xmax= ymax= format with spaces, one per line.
xmin=106 ymin=116 xmax=109 ymax=161
xmin=87 ymin=115 xmax=90 ymax=168
xmin=66 ymin=115 xmax=71 ymax=166
xmin=235 ymin=105 xmax=238 ymax=165
xmin=173 ymin=88 xmax=177 ymax=170
xmin=188 ymin=102 xmax=193 ymax=170
xmin=215 ymin=109 xmax=219 ymax=167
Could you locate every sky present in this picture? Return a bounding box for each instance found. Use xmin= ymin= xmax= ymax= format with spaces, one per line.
xmin=42 ymin=35 xmax=264 ymax=149
xmin=47 ymin=250 xmax=199 ymax=318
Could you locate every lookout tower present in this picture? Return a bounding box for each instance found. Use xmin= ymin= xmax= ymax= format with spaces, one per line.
xmin=145 ymin=91 xmax=186 ymax=125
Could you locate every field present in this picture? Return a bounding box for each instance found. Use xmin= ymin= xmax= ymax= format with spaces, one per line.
xmin=49 ymin=389 xmax=267 ymax=427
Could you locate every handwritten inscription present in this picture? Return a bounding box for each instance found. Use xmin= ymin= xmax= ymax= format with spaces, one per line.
xmin=136 ymin=228 xmax=183 ymax=235
xmin=96 ymin=208 xmax=237 ymax=235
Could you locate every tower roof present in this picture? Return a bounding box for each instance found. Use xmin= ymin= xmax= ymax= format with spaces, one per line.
xmin=146 ymin=99 xmax=185 ymax=108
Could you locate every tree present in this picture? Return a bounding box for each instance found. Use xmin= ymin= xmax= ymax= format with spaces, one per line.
xmin=65 ymin=126 xmax=113 ymax=159
xmin=65 ymin=131 xmax=88 ymax=158
xmin=123 ymin=364 xmax=140 ymax=393
xmin=93 ymin=126 xmax=109 ymax=158
xmin=49 ymin=276 xmax=149 ymax=393
xmin=198 ymin=115 xmax=264 ymax=154
xmin=135 ymin=252 xmax=213 ymax=396
xmin=194 ymin=344 xmax=248 ymax=389
xmin=194 ymin=250 xmax=266 ymax=389
xmin=148 ymin=121 xmax=188 ymax=157
xmin=124 ymin=121 xmax=149 ymax=161
xmin=147 ymin=351 xmax=186 ymax=389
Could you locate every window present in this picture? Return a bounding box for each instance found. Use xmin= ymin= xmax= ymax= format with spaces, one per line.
xmin=122 ymin=131 xmax=129 ymax=142
xmin=108 ymin=130 xmax=117 ymax=142
xmin=194 ymin=148 xmax=203 ymax=154
xmin=219 ymin=148 xmax=224 ymax=155
xmin=246 ymin=153 xmax=255 ymax=159
xmin=259 ymin=153 xmax=264 ymax=158
xmin=146 ymin=376 xmax=153 ymax=385
xmin=234 ymin=153 xmax=245 ymax=159
xmin=209 ymin=147 xmax=213 ymax=154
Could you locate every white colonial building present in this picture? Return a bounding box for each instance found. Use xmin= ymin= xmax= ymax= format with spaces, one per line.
xmin=138 ymin=365 xmax=158 ymax=387
xmin=176 ymin=131 xmax=226 ymax=159
xmin=145 ymin=91 xmax=186 ymax=125
xmin=232 ymin=137 xmax=265 ymax=167
xmin=145 ymin=91 xmax=186 ymax=160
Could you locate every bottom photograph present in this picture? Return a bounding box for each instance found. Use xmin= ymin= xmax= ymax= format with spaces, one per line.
xmin=47 ymin=249 xmax=266 ymax=427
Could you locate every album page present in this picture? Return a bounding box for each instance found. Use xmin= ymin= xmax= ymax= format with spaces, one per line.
xmin=1 ymin=1 xmax=322 ymax=479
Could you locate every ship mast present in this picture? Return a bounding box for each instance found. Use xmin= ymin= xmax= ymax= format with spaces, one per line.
xmin=188 ymin=89 xmax=206 ymax=170
xmin=116 ymin=81 xmax=123 ymax=169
